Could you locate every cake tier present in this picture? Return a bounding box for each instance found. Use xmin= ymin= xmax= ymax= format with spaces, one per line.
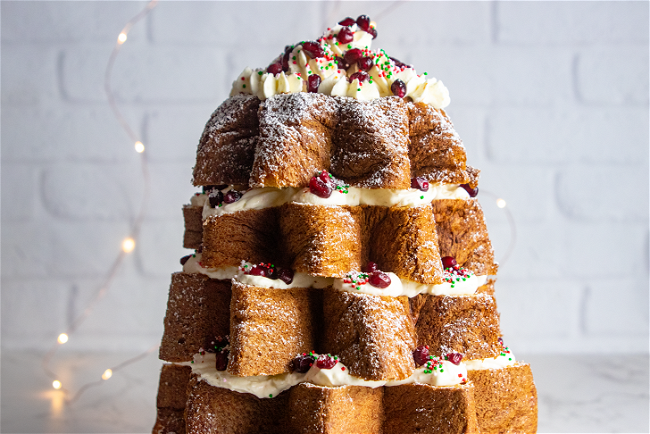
xmin=193 ymin=93 xmax=468 ymax=188
xmin=186 ymin=199 xmax=496 ymax=280
xmin=158 ymin=274 xmax=501 ymax=377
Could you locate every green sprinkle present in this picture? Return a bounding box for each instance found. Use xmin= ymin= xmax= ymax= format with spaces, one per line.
xmin=357 ymin=88 xmax=361 ymax=91
xmin=242 ymin=84 xmax=246 ymax=88
xmin=191 ymin=360 xmax=194 ymax=364
xmin=440 ymin=369 xmax=444 ymax=373
xmin=258 ymin=71 xmax=263 ymax=75
xmin=347 ymin=44 xmax=352 ymax=49
xmin=420 ymin=195 xmax=424 ymax=199
xmin=369 ymin=80 xmax=373 ymax=84
xmin=269 ymin=394 xmax=273 ymax=398
xmin=424 ymin=72 xmax=428 ymax=75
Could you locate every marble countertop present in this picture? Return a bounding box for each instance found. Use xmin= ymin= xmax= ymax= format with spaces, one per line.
xmin=1 ymin=351 xmax=648 ymax=433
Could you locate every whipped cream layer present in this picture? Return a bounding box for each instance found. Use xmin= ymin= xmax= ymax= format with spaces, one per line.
xmin=334 ymin=271 xmax=487 ymax=298
xmin=198 ymin=183 xmax=469 ymax=218
xmin=229 ymin=20 xmax=450 ymax=107
xmin=187 ymin=353 xmax=467 ymax=399
xmin=465 ymin=346 xmax=516 ymax=371
xmin=182 ymin=253 xmax=239 ymax=280
xmin=237 ymin=262 xmax=333 ymax=289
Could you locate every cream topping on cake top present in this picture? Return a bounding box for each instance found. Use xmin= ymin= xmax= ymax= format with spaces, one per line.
xmin=186 ymin=351 xmax=468 ymax=399
xmin=229 ymin=15 xmax=450 ymax=107
xmin=236 ymin=261 xmax=333 ymax=289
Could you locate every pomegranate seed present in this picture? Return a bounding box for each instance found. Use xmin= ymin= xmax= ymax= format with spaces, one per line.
xmin=344 ymin=48 xmax=363 ymax=64
xmin=460 ymin=183 xmax=479 ymax=197
xmin=208 ymin=190 xmax=224 ymax=208
xmin=277 ymin=267 xmax=294 ymax=285
xmin=223 ymin=190 xmax=242 ymax=204
xmin=291 ymin=354 xmax=315 ymax=373
xmin=309 ymin=176 xmax=333 ymax=198
xmin=301 ymin=41 xmax=325 ymax=59
xmin=267 ymin=63 xmax=282 ymax=75
xmin=307 ymin=74 xmax=321 ymax=93
xmin=368 ymin=271 xmax=391 ymax=288
xmin=337 ymin=27 xmax=354 ymax=44
xmin=248 ymin=265 xmax=267 ymax=277
xmin=441 ymin=256 xmax=457 ymax=269
xmin=356 ymin=14 xmax=371 ymax=31
xmin=390 ymin=57 xmax=410 ymax=68
xmin=180 ymin=255 xmax=191 ymax=266
xmin=334 ymin=56 xmax=350 ymax=71
xmin=367 ymin=27 xmax=378 ymax=39
xmin=318 ymin=170 xmax=331 ymax=183
xmin=498 ymin=337 xmax=504 ymax=345
xmin=357 ymin=57 xmax=373 ymax=71
xmin=413 ymin=345 xmax=430 ymax=366
xmin=338 ymin=17 xmax=355 ymax=26
xmin=362 ymin=262 xmax=378 ymax=273
xmin=410 ymin=176 xmax=429 ymax=191
xmin=316 ymin=354 xmax=338 ymax=370
xmin=215 ymin=350 xmax=229 ymax=371
xmin=447 ymin=352 xmax=464 ymax=365
xmin=391 ymin=79 xmax=407 ymax=98
xmin=349 ymin=71 xmax=369 ymax=83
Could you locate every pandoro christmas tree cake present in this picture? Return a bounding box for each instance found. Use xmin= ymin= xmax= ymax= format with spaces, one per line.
xmin=153 ymin=14 xmax=537 ymax=434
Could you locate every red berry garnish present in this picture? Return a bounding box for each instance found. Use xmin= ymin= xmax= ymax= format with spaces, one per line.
xmin=390 ymin=57 xmax=410 ymax=68
xmin=334 ymin=56 xmax=350 ymax=71
xmin=180 ymin=255 xmax=191 ymax=266
xmin=391 ymin=79 xmax=407 ymax=98
xmin=309 ymin=176 xmax=333 ymax=198
xmin=223 ymin=190 xmax=243 ymax=204
xmin=410 ymin=176 xmax=429 ymax=191
xmin=267 ymin=63 xmax=282 ymax=75
xmin=368 ymin=271 xmax=391 ymax=288
xmin=361 ymin=262 xmax=378 ymax=273
xmin=248 ymin=265 xmax=267 ymax=277
xmin=498 ymin=337 xmax=504 ymax=345
xmin=367 ymin=26 xmax=378 ymax=39
xmin=307 ymin=74 xmax=321 ymax=93
xmin=413 ymin=345 xmax=430 ymax=366
xmin=215 ymin=350 xmax=229 ymax=371
xmin=344 ymin=48 xmax=363 ymax=64
xmin=301 ymin=41 xmax=325 ymax=59
xmin=338 ymin=17 xmax=355 ymax=26
xmin=318 ymin=170 xmax=331 ymax=183
xmin=337 ymin=27 xmax=354 ymax=44
xmin=356 ymin=15 xmax=371 ymax=31
xmin=460 ymin=183 xmax=479 ymax=197
xmin=291 ymin=354 xmax=316 ymax=373
xmin=208 ymin=190 xmax=224 ymax=208
xmin=357 ymin=57 xmax=373 ymax=71
xmin=316 ymin=354 xmax=338 ymax=370
xmin=277 ymin=267 xmax=294 ymax=285
xmin=441 ymin=256 xmax=457 ymax=269
xmin=349 ymin=71 xmax=369 ymax=83
xmin=447 ymin=352 xmax=463 ymax=365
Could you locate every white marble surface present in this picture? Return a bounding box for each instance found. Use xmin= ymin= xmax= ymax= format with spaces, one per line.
xmin=1 ymin=351 xmax=648 ymax=433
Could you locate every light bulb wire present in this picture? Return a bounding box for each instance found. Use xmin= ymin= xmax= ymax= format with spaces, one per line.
xmin=42 ymin=0 xmax=159 ymax=402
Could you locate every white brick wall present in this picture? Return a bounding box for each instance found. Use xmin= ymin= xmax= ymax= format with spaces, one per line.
xmin=2 ymin=1 xmax=647 ymax=353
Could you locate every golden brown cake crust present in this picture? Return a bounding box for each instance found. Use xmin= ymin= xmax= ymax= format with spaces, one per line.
xmin=467 ymin=363 xmax=538 ymax=433
xmin=228 ymin=280 xmax=319 ymax=376
xmin=332 ymin=96 xmax=411 ymax=189
xmin=250 ymin=93 xmax=339 ymax=188
xmin=185 ymin=374 xmax=290 ymax=434
xmin=193 ymin=95 xmax=260 ymax=186
xmin=410 ymin=294 xmax=502 ymax=360
xmin=407 ymin=103 xmax=469 ymax=184
xmin=432 ymin=198 xmax=498 ymax=276
xmin=159 ymin=273 xmax=231 ymax=362
xmin=156 ymin=364 xmax=192 ymax=409
xmin=288 ymin=383 xmax=384 ymax=434
xmin=182 ymin=205 xmax=203 ymax=249
xmin=366 ymin=205 xmax=444 ymax=284
xmin=383 ymin=383 xmax=479 ymax=434
xmin=279 ymin=203 xmax=364 ymax=278
xmin=322 ymin=288 xmax=416 ymax=381
xmin=201 ymin=208 xmax=282 ymax=269
xmin=152 ymin=408 xmax=186 ymax=434
xmin=465 ymin=165 xmax=481 ymax=190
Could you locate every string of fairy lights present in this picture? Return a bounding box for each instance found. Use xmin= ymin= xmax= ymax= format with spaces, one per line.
xmin=41 ymin=0 xmax=516 ymax=405
xmin=42 ymin=0 xmax=159 ymax=403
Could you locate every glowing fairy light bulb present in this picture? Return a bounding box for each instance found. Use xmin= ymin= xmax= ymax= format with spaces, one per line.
xmin=134 ymin=141 xmax=145 ymax=153
xmin=57 ymin=333 xmax=68 ymax=344
xmin=496 ymin=198 xmax=507 ymax=208
xmin=118 ymin=32 xmax=127 ymax=44
xmin=122 ymin=237 xmax=135 ymax=253
xmin=102 ymin=369 xmax=113 ymax=380
xmin=52 ymin=380 xmax=62 ymax=390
